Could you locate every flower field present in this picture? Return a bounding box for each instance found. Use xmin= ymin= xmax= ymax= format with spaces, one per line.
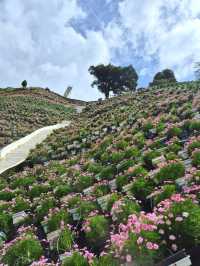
xmin=0 ymin=82 xmax=200 ymax=265
xmin=0 ymin=87 xmax=80 ymax=148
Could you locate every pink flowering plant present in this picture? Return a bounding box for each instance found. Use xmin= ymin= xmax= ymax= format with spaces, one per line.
xmin=110 ymin=212 xmax=163 ymax=266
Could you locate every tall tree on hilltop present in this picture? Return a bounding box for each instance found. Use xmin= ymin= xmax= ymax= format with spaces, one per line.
xmin=89 ymin=64 xmax=138 ymax=99
xmin=151 ymin=69 xmax=176 ymax=86
xmin=21 ymin=80 xmax=27 ymax=89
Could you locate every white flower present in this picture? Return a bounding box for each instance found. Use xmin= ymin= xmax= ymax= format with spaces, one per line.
xmin=182 ymin=212 xmax=189 ymax=218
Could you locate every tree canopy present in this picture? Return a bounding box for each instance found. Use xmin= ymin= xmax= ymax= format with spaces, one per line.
xmin=21 ymin=80 xmax=27 ymax=89
xmin=151 ymin=69 xmax=176 ymax=86
xmin=89 ymin=64 xmax=138 ymax=98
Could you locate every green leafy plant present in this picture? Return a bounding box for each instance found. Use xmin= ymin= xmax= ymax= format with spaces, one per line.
xmin=47 ymin=210 xmax=71 ymax=232
xmin=62 ymin=252 xmax=89 ymax=266
xmin=2 ymin=234 xmax=43 ymax=266
xmin=192 ymin=151 xmax=200 ymax=167
xmin=131 ymin=178 xmax=154 ymax=201
xmin=84 ymin=215 xmax=109 ymax=249
xmin=154 ymin=162 xmax=185 ymax=183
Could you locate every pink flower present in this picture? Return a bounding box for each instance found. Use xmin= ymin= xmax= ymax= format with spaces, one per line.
xmin=169 ymin=235 xmax=176 ymax=241
xmin=137 ymin=237 xmax=144 ymax=245
xmin=175 ymin=216 xmax=183 ymax=222
xmin=171 ymin=244 xmax=178 ymax=251
xmin=126 ymin=254 xmax=132 ymax=262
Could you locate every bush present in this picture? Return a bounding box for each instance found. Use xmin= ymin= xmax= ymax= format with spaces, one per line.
xmin=124 ymin=147 xmax=140 ymax=159
xmin=188 ymin=140 xmax=200 ymax=154
xmin=36 ymin=198 xmax=56 ymax=221
xmin=131 ymin=178 xmax=154 ymax=201
xmin=56 ymin=229 xmax=74 ymax=253
xmin=165 ymin=199 xmax=200 ymax=249
xmin=93 ymin=254 xmax=119 ymax=266
xmin=93 ymin=184 xmax=110 ymax=198
xmin=2 ymin=235 xmax=43 ymax=266
xmin=11 ymin=176 xmax=36 ymax=189
xmin=28 ymin=185 xmax=50 ymax=199
xmin=154 ymin=185 xmax=176 ymax=205
xmin=154 ymin=162 xmax=185 ymax=183
xmin=167 ymin=143 xmax=182 ymax=154
xmin=0 ymin=191 xmax=15 ymax=201
xmin=117 ymin=160 xmax=134 ymax=172
xmin=0 ymin=212 xmax=13 ymax=234
xmin=116 ymin=175 xmax=129 ymax=190
xmin=167 ymin=126 xmax=182 ymax=138
xmin=111 ymin=198 xmax=140 ymax=224
xmin=192 ymin=151 xmax=200 ymax=167
xmin=143 ymin=150 xmax=161 ymax=169
xmin=110 ymin=151 xmax=125 ymax=163
xmin=47 ymin=210 xmax=71 ymax=232
xmin=76 ymin=175 xmax=94 ymax=192
xmin=54 ymin=184 xmax=71 ymax=198
xmin=98 ymin=165 xmax=116 ymax=180
xmin=12 ymin=197 xmax=30 ymax=212
xmin=77 ymin=201 xmax=98 ymax=220
xmin=62 ymin=252 xmax=89 ymax=266
xmin=84 ymin=215 xmax=109 ymax=249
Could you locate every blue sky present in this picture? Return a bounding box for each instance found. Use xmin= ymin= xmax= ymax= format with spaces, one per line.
xmin=0 ymin=0 xmax=200 ymax=100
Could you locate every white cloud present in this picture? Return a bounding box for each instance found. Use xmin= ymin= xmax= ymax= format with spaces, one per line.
xmin=116 ymin=0 xmax=200 ymax=81
xmin=0 ymin=0 xmax=110 ymax=100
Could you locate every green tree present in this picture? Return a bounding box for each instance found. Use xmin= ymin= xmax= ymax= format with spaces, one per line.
xmin=21 ymin=80 xmax=27 ymax=89
xmin=152 ymin=69 xmax=176 ymax=85
xmin=89 ymin=64 xmax=138 ymax=98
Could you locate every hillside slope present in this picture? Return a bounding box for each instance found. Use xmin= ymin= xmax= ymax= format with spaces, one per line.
xmin=0 ymin=87 xmax=84 ymax=147
xmin=0 ymin=82 xmax=200 ymax=266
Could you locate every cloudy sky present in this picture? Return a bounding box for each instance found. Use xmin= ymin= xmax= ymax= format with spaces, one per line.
xmin=0 ymin=0 xmax=200 ymax=100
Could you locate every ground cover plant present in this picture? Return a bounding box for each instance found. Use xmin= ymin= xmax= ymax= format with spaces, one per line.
xmin=0 ymin=87 xmax=83 ymax=147
xmin=0 ymin=81 xmax=200 ymax=265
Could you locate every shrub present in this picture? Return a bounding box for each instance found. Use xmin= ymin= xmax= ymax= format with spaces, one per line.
xmin=47 ymin=210 xmax=71 ymax=232
xmin=76 ymin=175 xmax=94 ymax=192
xmin=167 ymin=143 xmax=182 ymax=154
xmin=2 ymin=235 xmax=43 ymax=266
xmin=111 ymin=198 xmax=140 ymax=224
xmin=28 ymin=185 xmax=50 ymax=199
xmin=192 ymin=151 xmax=200 ymax=167
xmin=143 ymin=150 xmax=161 ymax=169
xmin=167 ymin=126 xmax=182 ymax=138
xmin=154 ymin=185 xmax=176 ymax=205
xmin=124 ymin=147 xmax=140 ymax=159
xmin=36 ymin=198 xmax=56 ymax=221
xmin=164 ymin=199 xmax=200 ymax=249
xmin=188 ymin=140 xmax=200 ymax=154
xmin=0 ymin=191 xmax=15 ymax=201
xmin=115 ymin=140 xmax=128 ymax=150
xmin=54 ymin=184 xmax=71 ymax=198
xmin=116 ymin=175 xmax=129 ymax=190
xmin=77 ymin=201 xmax=98 ymax=220
xmin=62 ymin=252 xmax=89 ymax=266
xmin=56 ymin=229 xmax=74 ymax=253
xmin=98 ymin=165 xmax=116 ymax=180
xmin=12 ymin=197 xmax=30 ymax=212
xmin=110 ymin=151 xmax=125 ymax=163
xmin=84 ymin=215 xmax=109 ymax=249
xmin=154 ymin=162 xmax=185 ymax=183
xmin=131 ymin=178 xmax=154 ymax=201
xmin=11 ymin=176 xmax=36 ymax=189
xmin=130 ymin=166 xmax=148 ymax=178
xmin=93 ymin=254 xmax=119 ymax=266
xmin=0 ymin=212 xmax=13 ymax=234
xmin=93 ymin=184 xmax=110 ymax=198
xmin=117 ymin=160 xmax=134 ymax=172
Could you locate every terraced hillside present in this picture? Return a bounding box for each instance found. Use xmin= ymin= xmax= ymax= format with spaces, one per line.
xmin=0 ymin=87 xmax=84 ymax=147
xmin=0 ymin=81 xmax=200 ymax=266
